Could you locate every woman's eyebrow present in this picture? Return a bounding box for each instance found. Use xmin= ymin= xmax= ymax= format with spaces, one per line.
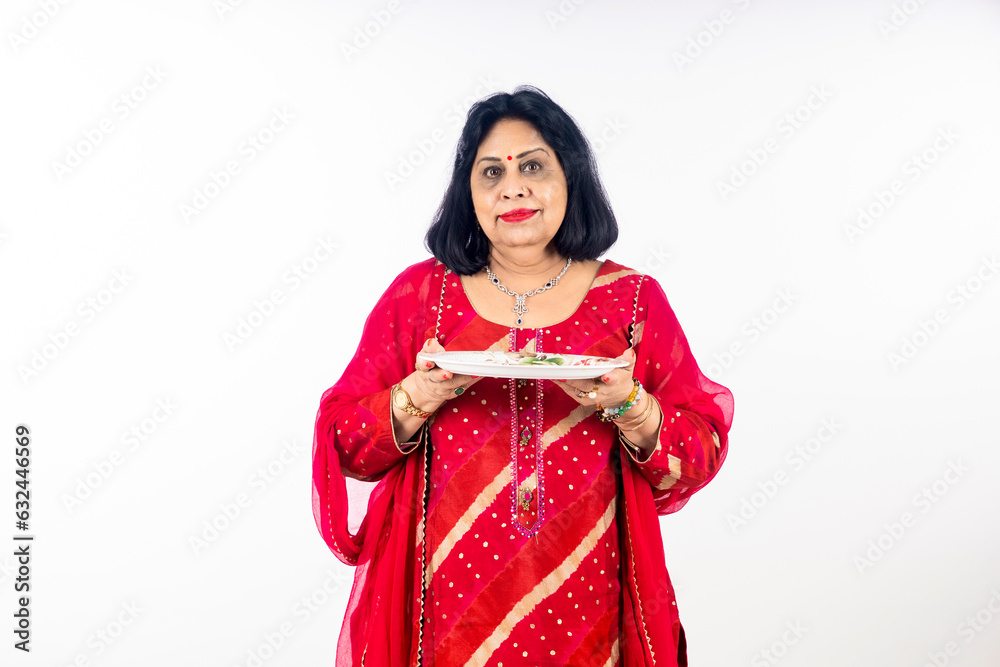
xmin=476 ymin=147 xmax=549 ymax=165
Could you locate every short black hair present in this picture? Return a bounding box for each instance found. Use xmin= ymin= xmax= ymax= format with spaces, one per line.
xmin=424 ymin=85 xmax=618 ymax=276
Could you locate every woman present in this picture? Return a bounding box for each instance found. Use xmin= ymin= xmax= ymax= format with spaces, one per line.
xmin=312 ymin=85 xmax=734 ymax=666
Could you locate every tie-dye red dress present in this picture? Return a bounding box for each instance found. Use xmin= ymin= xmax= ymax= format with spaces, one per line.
xmin=312 ymin=257 xmax=734 ymax=667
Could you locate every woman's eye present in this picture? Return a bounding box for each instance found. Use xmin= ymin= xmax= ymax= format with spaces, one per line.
xmin=481 ymin=161 xmax=541 ymax=179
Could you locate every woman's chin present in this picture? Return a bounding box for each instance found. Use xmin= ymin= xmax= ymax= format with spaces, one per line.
xmin=491 ymin=228 xmax=555 ymax=249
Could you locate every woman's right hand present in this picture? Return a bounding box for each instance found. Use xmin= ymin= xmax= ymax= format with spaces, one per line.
xmin=408 ymin=338 xmax=482 ymax=410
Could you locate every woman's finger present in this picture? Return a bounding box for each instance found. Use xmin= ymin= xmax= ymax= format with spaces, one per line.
xmin=551 ymin=378 xmax=579 ymax=392
xmin=550 ymin=378 xmax=600 ymax=403
xmin=415 ymin=338 xmax=445 ymax=370
xmin=448 ymin=374 xmax=482 ymax=396
xmin=599 ymin=351 xmax=635 ymax=386
xmin=621 ymin=348 xmax=637 ymax=374
xmin=425 ymin=369 xmax=482 ymax=393
xmin=550 ymin=379 xmax=584 ymax=400
xmin=439 ymin=371 xmax=482 ymax=387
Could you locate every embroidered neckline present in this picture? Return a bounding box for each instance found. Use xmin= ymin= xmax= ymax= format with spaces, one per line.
xmin=508 ymin=327 xmax=546 ymax=537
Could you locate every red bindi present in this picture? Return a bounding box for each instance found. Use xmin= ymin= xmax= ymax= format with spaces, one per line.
xmin=507 ymin=155 xmax=512 ymax=160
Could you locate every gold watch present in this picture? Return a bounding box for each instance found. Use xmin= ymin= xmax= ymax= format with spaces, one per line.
xmin=391 ymin=383 xmax=433 ymax=419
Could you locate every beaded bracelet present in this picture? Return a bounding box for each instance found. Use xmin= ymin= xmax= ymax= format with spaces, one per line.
xmin=596 ymin=378 xmax=643 ymax=422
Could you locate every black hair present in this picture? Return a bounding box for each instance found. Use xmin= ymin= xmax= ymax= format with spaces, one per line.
xmin=424 ymin=85 xmax=618 ymax=275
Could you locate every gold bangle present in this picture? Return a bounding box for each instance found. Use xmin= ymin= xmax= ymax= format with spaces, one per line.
xmin=391 ymin=383 xmax=433 ymax=419
xmin=617 ymin=399 xmax=654 ymax=431
xmin=614 ymin=394 xmax=651 ymax=428
xmin=618 ymin=412 xmax=653 ymax=432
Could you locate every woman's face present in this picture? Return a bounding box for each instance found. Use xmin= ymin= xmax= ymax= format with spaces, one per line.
xmin=469 ymin=118 xmax=568 ymax=258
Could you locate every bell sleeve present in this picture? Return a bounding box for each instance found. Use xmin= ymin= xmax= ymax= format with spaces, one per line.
xmin=314 ymin=263 xmax=431 ymax=483
xmin=620 ymin=275 xmax=735 ymax=515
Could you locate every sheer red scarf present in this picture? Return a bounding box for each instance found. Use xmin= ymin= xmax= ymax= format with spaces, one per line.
xmin=311 ymin=429 xmax=427 ymax=665
xmin=311 ymin=261 xmax=437 ymax=666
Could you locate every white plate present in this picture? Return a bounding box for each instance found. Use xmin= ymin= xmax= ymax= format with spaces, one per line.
xmin=416 ymin=351 xmax=628 ymax=380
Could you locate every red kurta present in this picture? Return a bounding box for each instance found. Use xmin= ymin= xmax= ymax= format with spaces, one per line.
xmin=312 ymin=257 xmax=734 ymax=666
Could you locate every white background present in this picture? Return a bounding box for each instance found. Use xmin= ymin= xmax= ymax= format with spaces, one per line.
xmin=2 ymin=0 xmax=999 ymax=665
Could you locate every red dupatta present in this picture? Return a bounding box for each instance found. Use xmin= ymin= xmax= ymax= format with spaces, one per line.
xmin=311 ymin=261 xmax=437 ymax=666
xmin=311 ymin=434 xmax=428 ymax=665
xmin=618 ymin=408 xmax=721 ymax=666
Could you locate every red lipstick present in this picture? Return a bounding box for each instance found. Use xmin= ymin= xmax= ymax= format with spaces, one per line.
xmin=499 ymin=208 xmax=537 ymax=222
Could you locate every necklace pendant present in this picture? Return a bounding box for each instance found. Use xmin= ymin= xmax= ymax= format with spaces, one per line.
xmin=513 ymin=294 xmax=528 ymax=325
xmin=485 ymin=258 xmax=572 ymax=328
xmin=514 ymin=295 xmax=527 ymax=315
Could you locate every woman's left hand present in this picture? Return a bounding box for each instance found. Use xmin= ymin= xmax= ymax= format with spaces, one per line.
xmin=551 ymin=348 xmax=637 ymax=408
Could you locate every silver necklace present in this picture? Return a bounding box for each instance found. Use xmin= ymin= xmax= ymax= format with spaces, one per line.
xmin=485 ymin=257 xmax=572 ymax=326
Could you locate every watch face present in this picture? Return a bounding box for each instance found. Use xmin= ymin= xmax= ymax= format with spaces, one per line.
xmin=393 ymin=388 xmax=407 ymax=408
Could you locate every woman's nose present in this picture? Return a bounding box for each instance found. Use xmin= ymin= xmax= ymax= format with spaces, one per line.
xmin=500 ymin=173 xmax=527 ymax=198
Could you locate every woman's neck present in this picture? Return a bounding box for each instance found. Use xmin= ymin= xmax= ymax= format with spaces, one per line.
xmin=486 ymin=247 xmax=569 ymax=290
